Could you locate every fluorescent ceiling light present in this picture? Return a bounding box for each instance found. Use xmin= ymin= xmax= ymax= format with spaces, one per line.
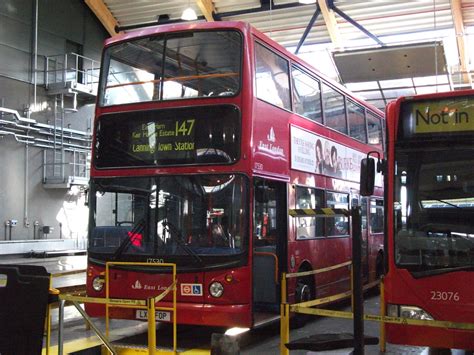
xmin=181 ymin=7 xmax=197 ymax=21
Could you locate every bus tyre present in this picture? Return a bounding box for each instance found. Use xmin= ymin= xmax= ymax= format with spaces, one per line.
xmin=291 ymin=278 xmax=313 ymax=328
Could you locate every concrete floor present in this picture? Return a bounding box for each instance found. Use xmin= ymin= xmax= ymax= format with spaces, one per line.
xmin=1 ymin=255 xmax=472 ymax=354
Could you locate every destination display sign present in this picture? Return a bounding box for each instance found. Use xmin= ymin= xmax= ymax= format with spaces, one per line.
xmin=410 ymin=97 xmax=474 ymax=134
xmin=130 ymin=118 xmax=196 ymax=157
xmin=95 ymin=105 xmax=240 ymax=168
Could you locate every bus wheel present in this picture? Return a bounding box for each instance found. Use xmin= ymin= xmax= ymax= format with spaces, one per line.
xmin=291 ymin=277 xmax=313 ymax=328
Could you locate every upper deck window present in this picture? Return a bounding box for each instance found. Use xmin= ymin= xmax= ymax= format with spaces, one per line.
xmin=367 ymin=111 xmax=383 ymax=146
xmin=347 ymin=99 xmax=367 ymax=143
xmin=291 ymin=66 xmax=322 ymax=123
xmin=322 ymin=84 xmax=347 ymax=135
xmin=255 ymin=43 xmax=291 ymax=110
xmin=100 ymin=30 xmax=242 ymax=106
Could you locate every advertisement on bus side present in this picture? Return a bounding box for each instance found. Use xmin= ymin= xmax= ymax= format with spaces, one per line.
xmin=290 ymin=126 xmax=382 ymax=186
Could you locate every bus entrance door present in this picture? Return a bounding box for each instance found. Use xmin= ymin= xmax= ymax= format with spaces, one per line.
xmin=252 ymin=178 xmax=287 ymax=322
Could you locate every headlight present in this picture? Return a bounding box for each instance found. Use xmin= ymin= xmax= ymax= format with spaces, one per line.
xmin=209 ymin=281 xmax=224 ymax=298
xmin=387 ymin=304 xmax=433 ymax=320
xmin=400 ymin=306 xmax=433 ymax=320
xmin=92 ymin=276 xmax=104 ymax=292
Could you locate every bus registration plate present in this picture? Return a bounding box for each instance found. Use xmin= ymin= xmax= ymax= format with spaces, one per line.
xmin=135 ymin=310 xmax=171 ymax=322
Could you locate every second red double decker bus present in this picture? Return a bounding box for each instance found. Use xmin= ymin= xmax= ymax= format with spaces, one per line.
xmin=382 ymin=89 xmax=474 ymax=350
xmin=86 ymin=21 xmax=385 ymax=329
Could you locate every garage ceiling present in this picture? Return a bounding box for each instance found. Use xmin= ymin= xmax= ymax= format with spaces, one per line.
xmin=85 ymin=0 xmax=474 ymax=108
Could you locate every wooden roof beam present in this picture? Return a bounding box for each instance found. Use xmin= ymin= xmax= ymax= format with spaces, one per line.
xmin=196 ymin=0 xmax=216 ymax=22
xmin=85 ymin=0 xmax=121 ymax=36
xmin=451 ymin=0 xmax=471 ymax=85
xmin=317 ymin=0 xmax=342 ymax=49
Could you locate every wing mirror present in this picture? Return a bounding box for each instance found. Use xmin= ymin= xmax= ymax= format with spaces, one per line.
xmin=360 ymin=152 xmax=385 ymax=196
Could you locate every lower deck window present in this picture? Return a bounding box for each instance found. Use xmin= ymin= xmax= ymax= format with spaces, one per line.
xmin=326 ymin=191 xmax=349 ymax=236
xmin=295 ymin=186 xmax=324 ymax=239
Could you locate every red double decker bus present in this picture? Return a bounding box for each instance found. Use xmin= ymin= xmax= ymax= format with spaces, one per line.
xmin=383 ymin=89 xmax=474 ymax=349
xmin=86 ymin=21 xmax=385 ymax=329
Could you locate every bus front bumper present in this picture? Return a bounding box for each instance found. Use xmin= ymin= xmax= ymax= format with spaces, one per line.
xmin=85 ymin=301 xmax=252 ymax=328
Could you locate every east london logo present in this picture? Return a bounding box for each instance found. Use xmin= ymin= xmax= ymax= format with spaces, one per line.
xmin=131 ymin=280 xmax=167 ymax=291
xmin=132 ymin=280 xmax=142 ymax=289
xmin=258 ymin=127 xmax=285 ymax=158
xmin=267 ymin=127 xmax=276 ymax=142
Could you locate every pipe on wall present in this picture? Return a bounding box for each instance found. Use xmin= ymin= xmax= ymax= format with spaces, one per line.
xmin=24 ymin=144 xmax=29 ymax=228
xmin=0 ymin=108 xmax=91 ymax=151
xmin=32 ymin=0 xmax=39 ymax=111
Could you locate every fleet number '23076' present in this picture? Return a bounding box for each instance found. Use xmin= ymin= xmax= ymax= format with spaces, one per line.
xmin=430 ymin=291 xmax=460 ymax=301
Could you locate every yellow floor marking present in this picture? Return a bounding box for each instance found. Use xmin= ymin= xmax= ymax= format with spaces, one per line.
xmin=42 ymin=336 xmax=102 ymax=354
xmin=181 ymin=350 xmax=210 ymax=354
xmin=111 ymin=349 xmax=210 ymax=355
xmin=43 ymin=341 xmax=210 ymax=355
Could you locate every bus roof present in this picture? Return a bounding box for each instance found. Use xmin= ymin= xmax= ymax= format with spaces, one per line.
xmin=104 ymin=21 xmax=252 ymax=46
xmin=390 ymin=88 xmax=474 ymax=107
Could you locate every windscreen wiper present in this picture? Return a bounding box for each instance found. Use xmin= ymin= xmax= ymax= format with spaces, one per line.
xmin=162 ymin=221 xmax=203 ymax=265
xmin=95 ymin=183 xmax=153 ymax=195
xmin=412 ymin=265 xmax=474 ymax=278
xmin=421 ymin=195 xmax=462 ymax=209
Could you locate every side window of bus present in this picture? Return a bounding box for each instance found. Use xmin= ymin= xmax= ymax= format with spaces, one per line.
xmin=360 ymin=197 xmax=368 ymax=230
xmin=367 ymin=112 xmax=383 ymax=148
xmin=326 ymin=191 xmax=349 ymax=236
xmin=370 ymin=199 xmax=384 ymax=233
xmin=322 ymin=84 xmax=347 ymax=135
xmin=347 ymin=99 xmax=367 ymax=143
xmin=295 ymin=186 xmax=324 ymax=239
xmin=255 ymin=42 xmax=291 ymax=110
xmin=291 ymin=66 xmax=322 ymax=123
xmin=93 ymin=191 xmax=145 ymax=248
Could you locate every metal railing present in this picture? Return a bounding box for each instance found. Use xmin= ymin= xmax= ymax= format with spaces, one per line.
xmin=45 ymin=52 xmax=100 ymax=94
xmin=50 ymin=262 xmax=178 ymax=355
xmin=45 ymin=268 xmax=87 ymax=355
xmin=42 ymin=149 xmax=90 ymax=185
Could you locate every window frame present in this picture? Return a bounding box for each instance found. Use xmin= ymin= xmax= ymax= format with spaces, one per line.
xmin=325 ymin=190 xmax=350 ymax=238
xmin=367 ymin=110 xmax=384 ymax=148
xmin=254 ymin=41 xmax=292 ymax=111
xmin=291 ymin=64 xmax=323 ymax=124
xmin=369 ymin=198 xmax=384 ymax=234
xmin=347 ymin=98 xmax=368 ymax=143
xmin=321 ymin=83 xmax=348 ymax=135
xmin=98 ymin=29 xmax=244 ymax=108
xmin=295 ymin=185 xmax=325 ymax=240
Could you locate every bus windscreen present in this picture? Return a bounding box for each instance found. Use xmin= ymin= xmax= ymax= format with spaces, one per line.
xmin=393 ymin=146 xmax=474 ymax=275
xmin=89 ymin=174 xmax=248 ymax=264
xmin=94 ymin=105 xmax=240 ymax=168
